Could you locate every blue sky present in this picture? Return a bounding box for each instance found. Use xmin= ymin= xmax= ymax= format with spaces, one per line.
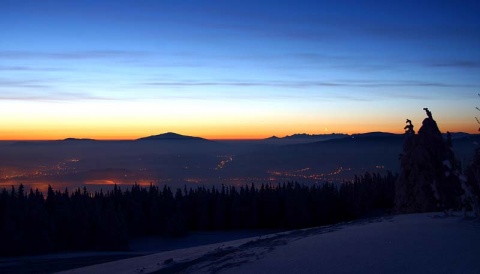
xmin=1 ymin=0 xmax=479 ymax=139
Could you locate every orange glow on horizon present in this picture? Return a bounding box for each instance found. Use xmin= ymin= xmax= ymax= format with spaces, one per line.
xmin=1 ymin=125 xmax=476 ymax=141
xmin=1 ymin=97 xmax=476 ymax=141
xmin=1 ymin=108 xmax=476 ymax=141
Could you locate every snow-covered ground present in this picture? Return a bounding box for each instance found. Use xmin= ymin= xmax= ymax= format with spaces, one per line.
xmin=59 ymin=213 xmax=480 ymax=274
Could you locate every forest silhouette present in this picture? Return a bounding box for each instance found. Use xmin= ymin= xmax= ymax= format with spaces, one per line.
xmin=0 ymin=172 xmax=395 ymax=256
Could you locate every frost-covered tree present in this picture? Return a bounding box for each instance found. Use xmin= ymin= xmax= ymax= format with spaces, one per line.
xmin=461 ymin=95 xmax=480 ymax=217
xmin=396 ymin=109 xmax=462 ymax=213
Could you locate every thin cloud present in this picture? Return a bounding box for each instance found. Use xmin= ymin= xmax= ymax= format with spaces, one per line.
xmin=427 ymin=60 xmax=480 ymax=69
xmin=144 ymin=81 xmax=343 ymax=89
xmin=0 ymin=79 xmax=51 ymax=89
xmin=0 ymin=66 xmax=70 ymax=72
xmin=139 ymin=90 xmax=367 ymax=102
xmin=0 ymin=91 xmax=111 ymax=101
xmin=0 ymin=81 xmax=113 ymax=101
xmin=143 ymin=80 xmax=474 ymax=89
xmin=352 ymin=80 xmax=475 ymax=88
xmin=0 ymin=50 xmax=151 ymax=60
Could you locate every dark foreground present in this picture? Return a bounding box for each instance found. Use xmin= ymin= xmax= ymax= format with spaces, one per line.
xmin=0 ymin=254 xmax=140 ymax=274
xmin=59 ymin=213 xmax=480 ymax=274
xmin=0 ymin=230 xmax=275 ymax=274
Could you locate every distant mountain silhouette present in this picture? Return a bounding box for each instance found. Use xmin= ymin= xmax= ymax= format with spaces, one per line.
xmin=442 ymin=132 xmax=476 ymax=140
xmin=263 ymin=133 xmax=348 ymax=145
xmin=137 ymin=132 xmax=208 ymax=141
xmin=11 ymin=138 xmax=98 ymax=146
xmin=294 ymin=132 xmax=403 ymax=147
xmin=351 ymin=132 xmax=400 ymax=138
xmin=275 ymin=132 xmax=402 ymax=147
xmin=261 ymin=132 xmax=475 ymax=146
xmin=273 ymin=132 xmax=472 ymax=141
xmin=62 ymin=138 xmax=96 ymax=142
xmin=290 ymin=133 xmax=348 ymax=139
xmin=266 ymin=133 xmax=348 ymax=140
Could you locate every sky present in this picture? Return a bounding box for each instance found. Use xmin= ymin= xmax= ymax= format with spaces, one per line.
xmin=1 ymin=0 xmax=479 ymax=140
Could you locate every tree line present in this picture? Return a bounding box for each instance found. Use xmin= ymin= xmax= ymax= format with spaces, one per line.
xmin=0 ymin=172 xmax=396 ymax=256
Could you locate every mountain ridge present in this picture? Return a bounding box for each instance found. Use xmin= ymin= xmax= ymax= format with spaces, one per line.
xmin=136 ymin=132 xmax=208 ymax=141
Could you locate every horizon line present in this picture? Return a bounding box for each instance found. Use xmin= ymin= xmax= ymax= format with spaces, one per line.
xmin=0 ymin=130 xmax=475 ymax=142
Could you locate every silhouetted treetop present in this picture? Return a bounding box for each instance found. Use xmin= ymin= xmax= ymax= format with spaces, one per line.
xmin=396 ymin=109 xmax=461 ymax=213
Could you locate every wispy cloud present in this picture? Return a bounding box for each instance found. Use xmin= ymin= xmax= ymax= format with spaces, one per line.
xmin=136 ymin=78 xmax=476 ymax=103
xmin=0 ymin=79 xmax=51 ymax=89
xmin=0 ymin=66 xmax=70 ymax=72
xmin=0 ymin=78 xmax=112 ymax=101
xmin=0 ymin=91 xmax=111 ymax=101
xmin=426 ymin=60 xmax=480 ymax=69
xmin=144 ymin=81 xmax=342 ymax=88
xmin=143 ymin=80 xmax=475 ymax=89
xmin=0 ymin=50 xmax=151 ymax=60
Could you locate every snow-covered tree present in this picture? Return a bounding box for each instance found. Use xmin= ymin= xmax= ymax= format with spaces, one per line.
xmin=460 ymin=95 xmax=480 ymax=217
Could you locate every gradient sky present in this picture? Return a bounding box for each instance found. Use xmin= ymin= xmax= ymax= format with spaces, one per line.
xmin=1 ymin=0 xmax=479 ymax=140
